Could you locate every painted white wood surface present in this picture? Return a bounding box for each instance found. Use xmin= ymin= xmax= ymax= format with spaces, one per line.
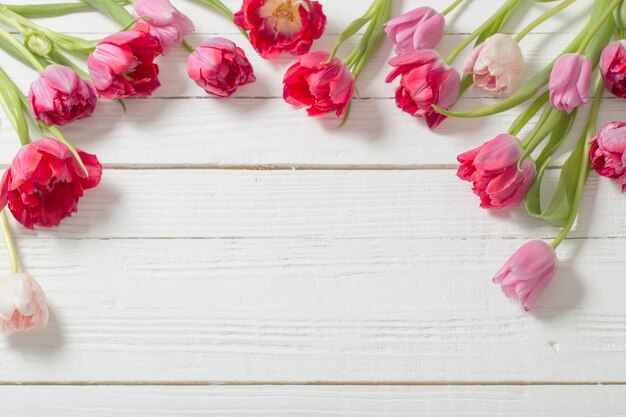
xmin=1 ymin=386 xmax=625 ymax=417
xmin=1 ymin=0 xmax=625 ymax=415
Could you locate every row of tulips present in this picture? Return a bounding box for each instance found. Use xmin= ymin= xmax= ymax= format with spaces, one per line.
xmin=0 ymin=0 xmax=625 ymax=335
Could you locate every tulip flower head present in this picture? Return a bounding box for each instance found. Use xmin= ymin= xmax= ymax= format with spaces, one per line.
xmin=187 ymin=38 xmax=256 ymax=98
xmin=493 ymin=240 xmax=558 ymax=311
xmin=386 ymin=49 xmax=460 ymax=130
xmin=88 ymin=23 xmax=163 ymax=99
xmin=234 ymin=0 xmax=326 ymax=59
xmin=0 ymin=273 xmax=48 ymax=335
xmin=600 ymin=40 xmax=626 ymax=99
xmin=457 ymin=134 xmax=535 ymax=210
xmin=384 ymin=7 xmax=445 ymax=55
xmin=0 ymin=138 xmax=102 ymax=229
xmin=589 ymin=121 xmax=626 ymax=190
xmin=283 ymin=50 xmax=355 ymax=117
xmin=549 ymin=53 xmax=591 ymax=113
xmin=29 ymin=65 xmax=98 ymax=126
xmin=464 ymin=34 xmax=525 ymax=95
xmin=133 ymin=0 xmax=195 ymax=53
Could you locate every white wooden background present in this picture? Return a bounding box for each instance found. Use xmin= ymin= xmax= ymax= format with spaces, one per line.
xmin=1 ymin=0 xmax=626 ymax=415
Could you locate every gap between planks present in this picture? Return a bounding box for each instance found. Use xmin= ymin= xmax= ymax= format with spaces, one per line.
xmin=0 ymin=381 xmax=623 ymax=386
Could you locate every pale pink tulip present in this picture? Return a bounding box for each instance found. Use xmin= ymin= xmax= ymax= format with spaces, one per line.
xmin=384 ymin=7 xmax=445 ymax=54
xmin=549 ymin=53 xmax=591 ymax=113
xmin=464 ymin=34 xmax=525 ymax=95
xmin=0 ymin=273 xmax=48 ymax=335
xmin=134 ymin=0 xmax=195 ymax=53
xmin=493 ymin=240 xmax=558 ymax=311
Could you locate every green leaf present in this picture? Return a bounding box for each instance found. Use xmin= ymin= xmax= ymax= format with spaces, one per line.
xmin=80 ymin=0 xmax=134 ymax=26
xmin=0 ymin=68 xmax=30 ymax=146
xmin=6 ymin=1 xmax=129 ymax=18
xmin=535 ymin=108 xmax=578 ymax=167
xmin=524 ymin=131 xmax=587 ymax=227
xmin=615 ymin=0 xmax=626 ymax=30
xmin=586 ymin=0 xmax=616 ymax=63
xmin=328 ymin=0 xmax=379 ymax=62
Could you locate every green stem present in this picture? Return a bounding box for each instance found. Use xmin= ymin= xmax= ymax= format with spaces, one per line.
xmin=514 ymin=0 xmax=576 ymax=42
xmin=0 ymin=6 xmax=97 ymax=53
xmin=619 ymin=28 xmax=625 ymax=39
xmin=182 ymin=38 xmax=194 ymax=53
xmin=442 ymin=0 xmax=465 ymax=16
xmin=550 ymin=80 xmax=605 ymax=249
xmin=508 ymin=91 xmax=550 ymax=136
xmin=445 ymin=0 xmax=519 ymax=64
xmin=576 ymin=0 xmax=622 ymax=54
xmin=0 ymin=26 xmax=45 ymax=71
xmin=522 ymin=106 xmax=553 ymax=149
xmin=0 ymin=211 xmax=19 ymax=273
xmin=195 ymin=0 xmax=249 ymax=40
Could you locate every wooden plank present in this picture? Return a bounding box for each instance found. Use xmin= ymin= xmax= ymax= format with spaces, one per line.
xmin=2 ymin=169 xmax=620 ymax=240
xmin=0 ymin=237 xmax=625 ymax=382
xmin=0 ymin=385 xmax=625 ymax=417
xmin=0 ymin=96 xmax=616 ymax=168
xmin=2 ymin=0 xmax=590 ymax=35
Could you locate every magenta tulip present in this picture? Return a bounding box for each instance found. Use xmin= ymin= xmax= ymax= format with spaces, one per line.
xmin=589 ymin=121 xmax=626 ymax=190
xmin=29 ymin=64 xmax=97 ymax=126
xmin=457 ymin=134 xmax=535 ymax=210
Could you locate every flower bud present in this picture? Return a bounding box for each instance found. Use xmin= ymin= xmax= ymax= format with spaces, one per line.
xmin=493 ymin=240 xmax=558 ymax=311
xmin=0 ymin=273 xmax=48 ymax=335
xmin=549 ymin=53 xmax=591 ymax=113
xmin=384 ymin=7 xmax=445 ymax=54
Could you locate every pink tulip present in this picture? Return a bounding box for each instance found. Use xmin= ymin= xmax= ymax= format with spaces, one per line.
xmin=493 ymin=240 xmax=558 ymax=311
xmin=589 ymin=121 xmax=626 ymax=190
xmin=600 ymin=41 xmax=626 ymax=99
xmin=133 ymin=0 xmax=195 ymax=53
xmin=28 ymin=64 xmax=98 ymax=126
xmin=384 ymin=6 xmax=445 ymax=54
xmin=283 ymin=50 xmax=355 ymax=117
xmin=386 ymin=49 xmax=460 ymax=130
xmin=549 ymin=53 xmax=591 ymax=113
xmin=88 ymin=23 xmax=163 ymax=100
xmin=0 ymin=273 xmax=48 ymax=335
xmin=457 ymin=134 xmax=535 ymax=210
xmin=464 ymin=34 xmax=525 ymax=95
xmin=187 ymin=37 xmax=256 ymax=98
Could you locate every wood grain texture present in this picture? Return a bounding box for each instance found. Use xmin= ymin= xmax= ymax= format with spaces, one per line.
xmin=0 ymin=0 xmax=623 ymax=411
xmin=0 ymin=237 xmax=625 ymax=382
xmin=5 ymin=169 xmax=622 ymax=240
xmin=1 ymin=385 xmax=625 ymax=417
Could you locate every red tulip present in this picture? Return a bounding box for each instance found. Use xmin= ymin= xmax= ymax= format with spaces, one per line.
xmin=29 ymin=64 xmax=98 ymax=126
xmin=187 ymin=37 xmax=256 ymax=97
xmin=457 ymin=134 xmax=535 ymax=210
xmin=0 ymin=138 xmax=102 ymax=229
xmin=234 ymin=0 xmax=326 ymax=59
xmin=283 ymin=50 xmax=355 ymax=117
xmin=386 ymin=49 xmax=460 ymax=130
xmin=88 ymin=23 xmax=163 ymax=99
xmin=589 ymin=121 xmax=626 ymax=190
xmin=600 ymin=40 xmax=626 ymax=99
